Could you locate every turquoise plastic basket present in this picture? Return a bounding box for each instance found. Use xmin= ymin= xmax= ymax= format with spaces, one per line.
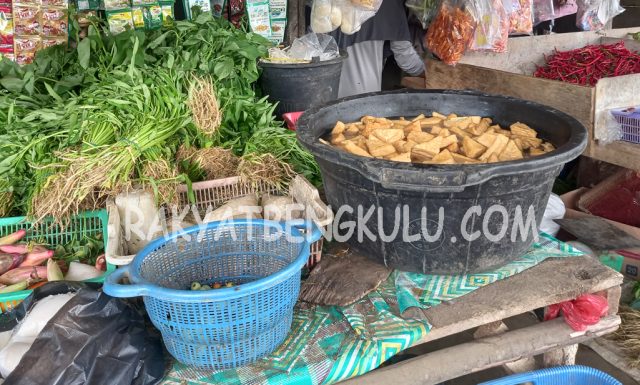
xmin=0 ymin=210 xmax=113 ymax=312
xmin=104 ymin=219 xmax=322 ymax=370
xmin=479 ymin=365 xmax=622 ymax=385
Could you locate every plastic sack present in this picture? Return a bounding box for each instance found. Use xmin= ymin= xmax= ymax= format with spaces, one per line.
xmin=0 ymin=282 xmax=165 ymax=385
xmin=533 ymin=0 xmax=555 ymax=25
xmin=405 ymin=0 xmax=439 ymax=29
xmin=544 ymin=294 xmax=608 ymax=331
xmin=425 ymin=0 xmax=476 ymax=65
xmin=468 ymin=0 xmax=508 ymax=52
xmin=310 ymin=0 xmax=335 ymax=33
xmin=505 ymin=0 xmax=533 ymax=34
xmin=576 ymin=0 xmax=625 ymax=31
xmin=288 ymin=33 xmax=340 ymax=61
xmin=539 ymin=193 xmax=565 ymax=236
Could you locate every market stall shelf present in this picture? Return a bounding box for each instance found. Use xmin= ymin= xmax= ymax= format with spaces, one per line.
xmin=342 ymin=255 xmax=623 ymax=385
xmin=415 ymin=28 xmax=640 ymax=170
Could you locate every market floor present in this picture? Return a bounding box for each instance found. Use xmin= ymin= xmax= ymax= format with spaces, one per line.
xmin=396 ymin=312 xmax=639 ymax=385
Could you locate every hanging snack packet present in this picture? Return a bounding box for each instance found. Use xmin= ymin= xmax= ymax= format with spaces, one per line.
xmin=425 ymin=0 xmax=476 ymax=65
xmin=160 ymin=3 xmax=173 ymax=25
xmin=576 ymin=0 xmax=624 ymax=31
xmin=246 ymin=0 xmax=271 ymax=38
xmin=13 ymin=5 xmax=40 ymax=35
xmin=104 ymin=0 xmax=131 ymax=10
xmin=468 ymin=0 xmax=508 ymax=52
xmin=41 ymin=0 xmax=67 ymax=7
xmin=41 ymin=7 xmax=68 ymax=37
xmin=106 ymin=10 xmax=134 ymax=34
xmin=143 ymin=5 xmax=162 ymax=30
xmin=41 ymin=36 xmax=66 ymax=48
xmin=131 ymin=7 xmax=144 ymax=28
xmin=14 ymin=35 xmax=39 ymax=65
xmin=506 ymin=0 xmax=533 ymax=34
xmin=0 ymin=5 xmax=13 ymax=47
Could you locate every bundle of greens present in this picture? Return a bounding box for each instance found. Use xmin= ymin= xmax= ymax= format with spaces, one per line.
xmin=0 ymin=12 xmax=321 ymax=220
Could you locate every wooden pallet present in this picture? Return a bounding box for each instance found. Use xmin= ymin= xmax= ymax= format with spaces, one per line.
xmin=342 ymin=256 xmax=623 ymax=385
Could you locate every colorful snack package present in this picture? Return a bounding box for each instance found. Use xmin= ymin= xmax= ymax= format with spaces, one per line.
xmin=505 ymin=0 xmax=533 ymax=34
xmin=14 ymin=35 xmax=39 ymax=65
xmin=160 ymin=3 xmax=173 ymax=25
xmin=104 ymin=0 xmax=132 ymax=10
xmin=425 ymin=0 xmax=476 ymax=65
xmin=106 ymin=10 xmax=134 ymax=34
xmin=41 ymin=7 xmax=68 ymax=37
xmin=0 ymin=5 xmax=13 ymax=46
xmin=13 ymin=5 xmax=40 ymax=35
xmin=246 ymin=0 xmax=271 ymax=38
xmin=468 ymin=0 xmax=508 ymax=52
xmin=131 ymin=6 xmax=144 ymax=28
xmin=143 ymin=5 xmax=162 ymax=29
xmin=41 ymin=0 xmax=68 ymax=7
xmin=41 ymin=36 xmax=66 ymax=48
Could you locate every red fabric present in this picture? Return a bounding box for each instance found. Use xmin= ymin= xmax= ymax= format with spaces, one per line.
xmin=587 ymin=173 xmax=640 ymax=227
xmin=544 ymin=294 xmax=609 ymax=331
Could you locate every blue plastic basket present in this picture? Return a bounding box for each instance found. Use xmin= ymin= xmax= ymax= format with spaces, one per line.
xmin=104 ymin=219 xmax=322 ymax=370
xmin=479 ymin=365 xmax=622 ymax=385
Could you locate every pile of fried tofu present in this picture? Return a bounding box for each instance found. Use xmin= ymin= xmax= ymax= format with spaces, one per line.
xmin=326 ymin=112 xmax=556 ymax=164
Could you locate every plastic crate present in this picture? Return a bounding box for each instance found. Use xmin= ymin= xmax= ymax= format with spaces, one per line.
xmin=106 ymin=175 xmax=333 ymax=268
xmin=104 ymin=219 xmax=322 ymax=370
xmin=611 ymin=107 xmax=640 ymax=144
xmin=0 ymin=210 xmax=112 ymax=312
xmin=478 ymin=365 xmax=622 ymax=385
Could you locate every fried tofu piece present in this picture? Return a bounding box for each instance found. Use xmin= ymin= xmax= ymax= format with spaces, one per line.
xmin=331 ymin=133 xmax=346 ymax=145
xmin=513 ymin=137 xmax=524 ymax=151
xmin=462 ymin=136 xmax=487 ymax=159
xmin=351 ymin=135 xmax=368 ymax=150
xmin=470 ymin=116 xmax=481 ymax=124
xmin=389 ymin=152 xmax=412 ymax=162
xmin=498 ymin=140 xmax=524 ymax=161
xmin=432 ymin=111 xmax=447 ymax=119
xmin=440 ymin=134 xmax=458 ymax=148
xmin=468 ymin=119 xmax=490 ymax=136
xmin=403 ymin=120 xmax=422 ymax=135
xmin=411 ymin=114 xmax=426 ymax=122
xmin=510 ymin=122 xmax=538 ymax=138
xmin=444 ymin=117 xmax=471 ymax=130
xmin=511 ymin=135 xmax=542 ymax=149
xmin=438 ymin=128 xmax=451 ymax=137
xmin=476 ymin=132 xmax=497 ymax=148
xmin=479 ymin=134 xmax=509 ymax=161
xmin=487 ymin=153 xmax=500 ymax=163
xmin=345 ymin=124 xmax=360 ymax=136
xmin=343 ymin=141 xmax=372 ymax=157
xmin=401 ymin=140 xmax=417 ymax=153
xmin=430 ymin=149 xmax=456 ymax=164
xmin=393 ymin=140 xmax=407 ymax=153
xmin=366 ymin=136 xmax=396 ymax=157
xmin=529 ymin=148 xmax=545 ymax=156
xmin=373 ymin=128 xmax=404 ymax=144
xmin=496 ymin=128 xmax=513 ymax=137
xmin=452 ymin=153 xmax=481 ymax=164
xmin=447 ymin=113 xmax=457 ymax=119
xmin=446 ymin=142 xmax=460 ymax=153
xmin=449 ymin=126 xmax=471 ymax=140
xmin=411 ymin=136 xmax=443 ymax=161
xmin=430 ymin=125 xmax=444 ymax=135
xmin=332 ymin=121 xmax=346 ymax=135
xmin=407 ymin=131 xmax=435 ymax=144
xmin=392 ymin=120 xmax=411 ymax=128
xmin=420 ymin=117 xmax=442 ymax=126
xmin=542 ymin=142 xmax=555 ymax=152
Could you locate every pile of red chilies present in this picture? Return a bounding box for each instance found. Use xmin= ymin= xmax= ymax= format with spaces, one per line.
xmin=534 ymin=42 xmax=640 ymax=87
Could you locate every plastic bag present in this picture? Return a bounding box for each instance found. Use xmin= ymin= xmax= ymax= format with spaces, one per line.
xmin=539 ymin=193 xmax=565 ymax=236
xmin=505 ymin=0 xmax=533 ymax=34
xmin=468 ymin=0 xmax=508 ymax=52
xmin=405 ymin=0 xmax=439 ymax=29
xmin=576 ymin=0 xmax=624 ymax=31
xmin=0 ymin=282 xmax=165 ymax=385
xmin=310 ymin=0 xmax=334 ymax=33
xmin=599 ymin=108 xmax=626 ymax=145
xmin=425 ymin=0 xmax=476 ymax=65
xmin=533 ymin=0 xmax=555 ymax=25
xmin=544 ymin=294 xmax=608 ymax=331
xmin=288 ymin=33 xmax=340 ymax=61
xmin=310 ymin=0 xmax=381 ymax=35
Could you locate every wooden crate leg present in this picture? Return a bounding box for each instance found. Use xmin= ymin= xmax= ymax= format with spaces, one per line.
xmin=543 ymin=344 xmax=578 ymax=367
xmin=474 ymin=321 xmax=537 ymax=374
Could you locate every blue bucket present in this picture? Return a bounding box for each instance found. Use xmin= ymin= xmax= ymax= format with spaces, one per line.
xmin=104 ymin=219 xmax=322 ymax=370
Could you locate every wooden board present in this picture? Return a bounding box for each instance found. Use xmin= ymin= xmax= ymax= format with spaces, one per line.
xmin=425 ymin=59 xmax=595 ymax=130
xmin=342 ymin=316 xmax=621 ymax=385
xmin=418 ymin=256 xmax=623 ymax=343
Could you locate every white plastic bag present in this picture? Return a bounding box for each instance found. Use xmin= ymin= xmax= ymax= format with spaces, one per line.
xmin=576 ymin=0 xmax=624 ymax=31
xmin=289 ymin=33 xmax=340 ymax=61
xmin=310 ymin=0 xmax=334 ymax=33
xmin=540 ymin=193 xmax=565 ymax=236
xmin=310 ymin=0 xmax=382 ymax=35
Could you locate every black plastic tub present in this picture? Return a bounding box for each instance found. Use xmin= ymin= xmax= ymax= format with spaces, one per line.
xmin=297 ymin=89 xmax=588 ymax=274
xmin=259 ymin=54 xmax=347 ymax=118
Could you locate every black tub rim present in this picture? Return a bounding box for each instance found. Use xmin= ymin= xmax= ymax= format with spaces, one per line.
xmin=296 ymin=89 xmax=589 ymax=193
xmin=258 ymin=52 xmax=348 ymax=69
